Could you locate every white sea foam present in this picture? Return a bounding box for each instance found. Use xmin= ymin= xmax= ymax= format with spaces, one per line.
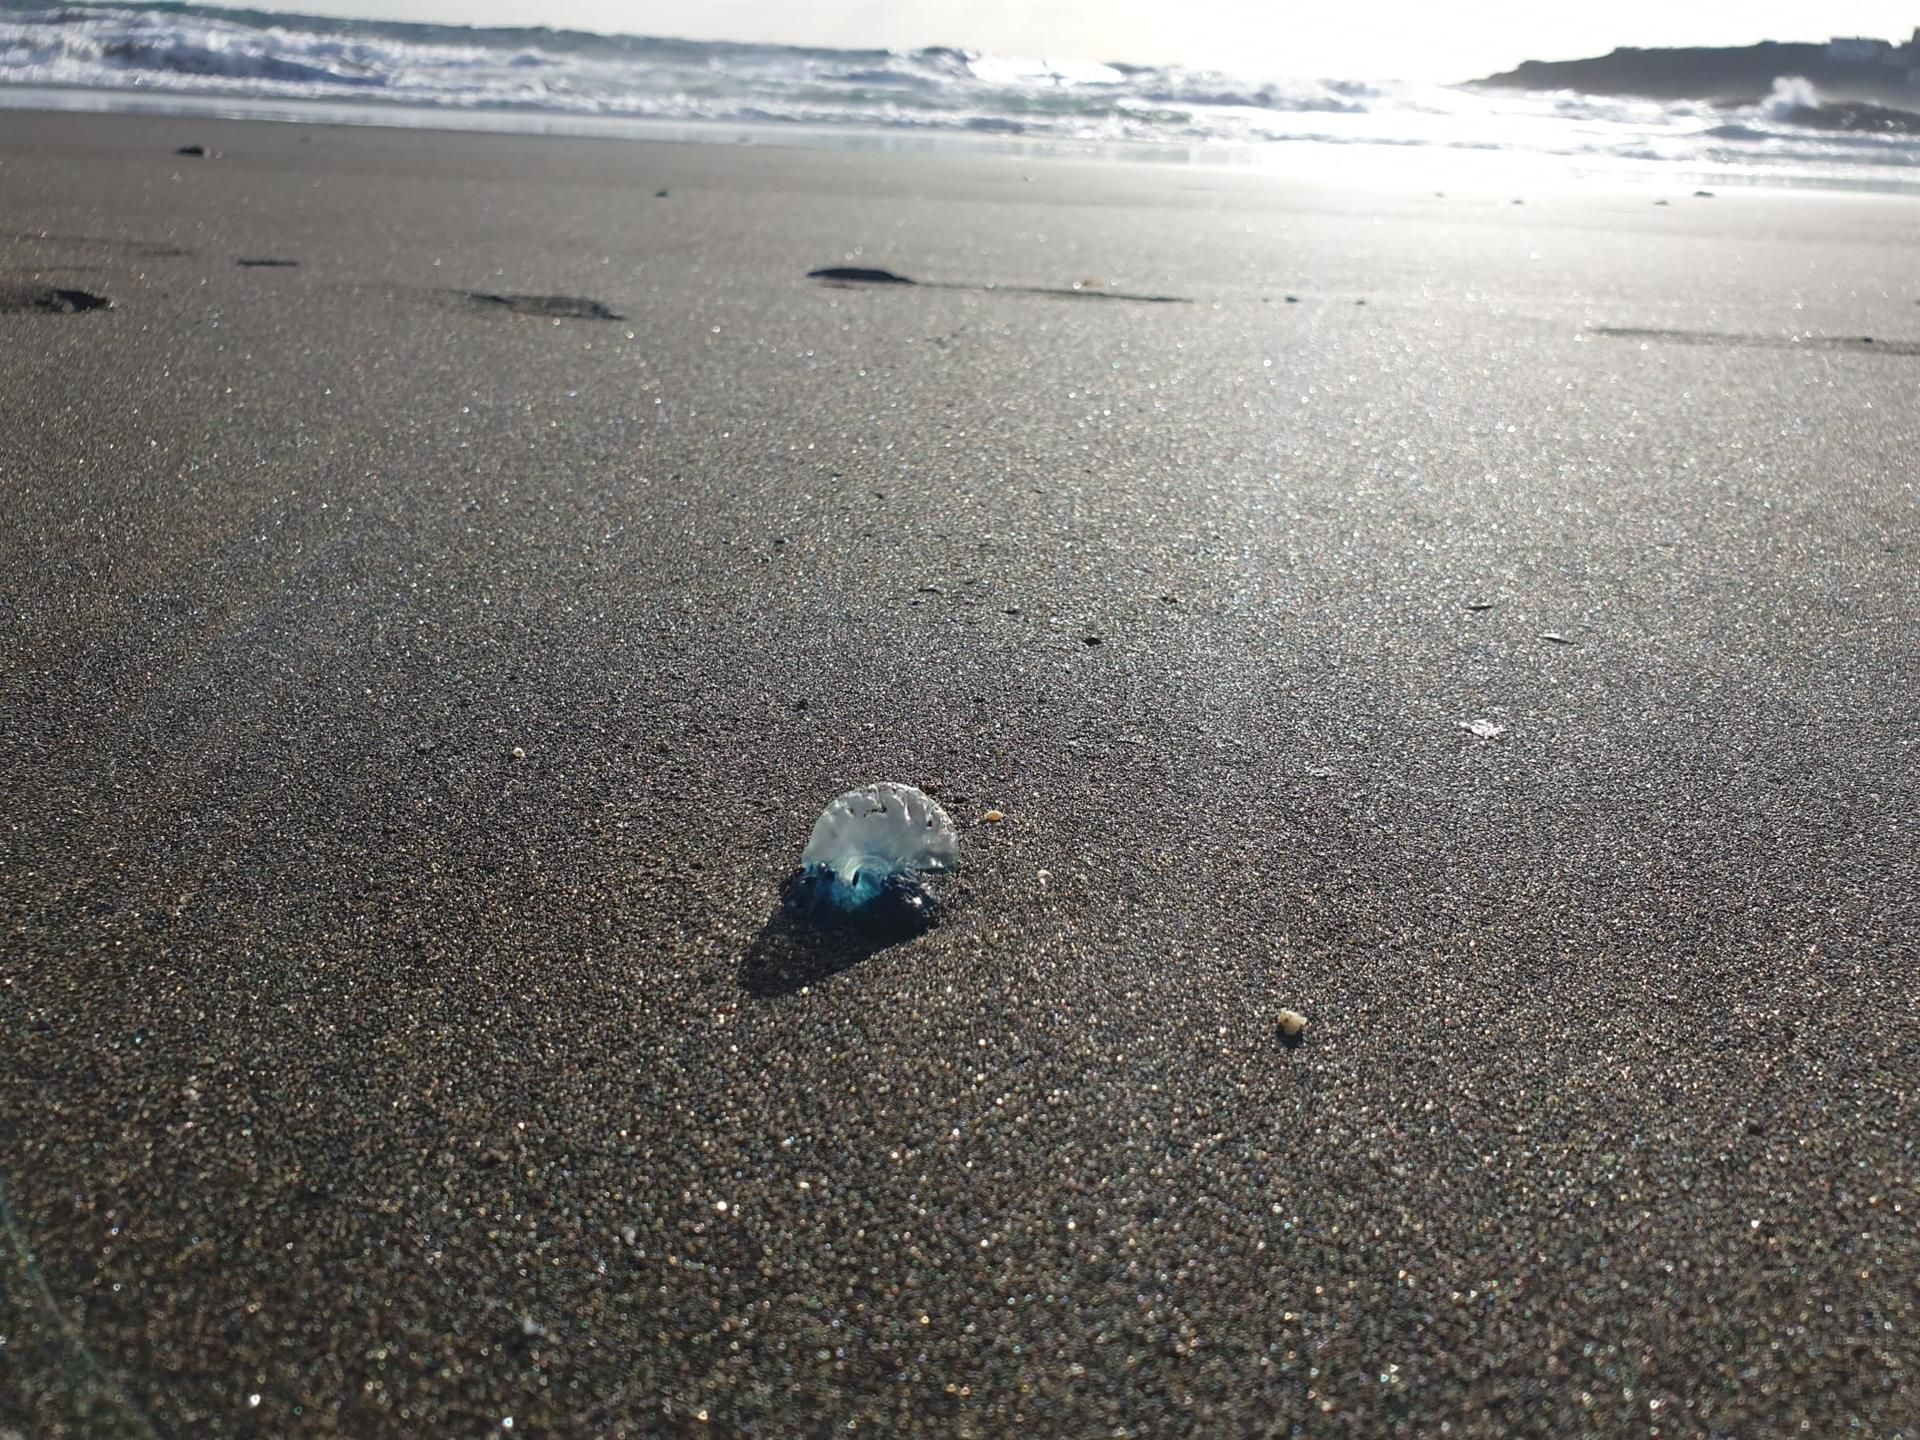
xmin=1758 ymin=75 xmax=1823 ymax=120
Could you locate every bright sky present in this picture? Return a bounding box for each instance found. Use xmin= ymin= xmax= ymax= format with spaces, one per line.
xmin=255 ymin=1 xmax=1920 ymax=80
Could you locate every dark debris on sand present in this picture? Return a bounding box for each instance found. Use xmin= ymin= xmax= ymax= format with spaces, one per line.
xmin=808 ymin=265 xmax=918 ymax=286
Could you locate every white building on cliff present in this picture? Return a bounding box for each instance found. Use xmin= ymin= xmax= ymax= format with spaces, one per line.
xmin=1824 ymin=27 xmax=1920 ymax=85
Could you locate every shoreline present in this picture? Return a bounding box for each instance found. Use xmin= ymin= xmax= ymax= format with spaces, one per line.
xmin=6 ymin=81 xmax=1920 ymax=198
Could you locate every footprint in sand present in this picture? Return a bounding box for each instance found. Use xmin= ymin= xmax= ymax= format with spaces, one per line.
xmin=0 ymin=282 xmax=112 ymax=314
xmin=806 ymin=265 xmax=1190 ymax=305
xmin=456 ymin=290 xmax=624 ymax=321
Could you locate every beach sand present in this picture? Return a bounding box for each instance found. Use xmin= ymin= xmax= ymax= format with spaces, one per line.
xmin=2 ymin=112 xmax=1916 ymax=1435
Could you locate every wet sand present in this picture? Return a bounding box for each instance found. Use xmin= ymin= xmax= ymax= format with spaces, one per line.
xmin=2 ymin=111 xmax=1916 ymax=1436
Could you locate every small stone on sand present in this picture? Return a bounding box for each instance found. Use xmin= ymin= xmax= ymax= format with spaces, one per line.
xmin=1277 ymin=1009 xmax=1308 ymax=1040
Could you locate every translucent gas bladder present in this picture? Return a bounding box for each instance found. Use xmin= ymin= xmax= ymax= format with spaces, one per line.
xmin=786 ymin=782 xmax=959 ymax=924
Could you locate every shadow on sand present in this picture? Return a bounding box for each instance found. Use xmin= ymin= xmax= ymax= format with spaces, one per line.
xmin=738 ymin=903 xmax=928 ymax=998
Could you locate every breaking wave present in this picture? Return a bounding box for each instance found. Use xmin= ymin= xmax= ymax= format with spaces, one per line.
xmin=2 ymin=2 xmax=1919 ymax=181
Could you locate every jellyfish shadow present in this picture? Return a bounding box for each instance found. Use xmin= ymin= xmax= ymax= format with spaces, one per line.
xmin=738 ymin=875 xmax=936 ymax=998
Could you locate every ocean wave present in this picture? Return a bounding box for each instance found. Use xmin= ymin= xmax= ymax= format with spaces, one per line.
xmin=1756 ymin=74 xmax=1822 ymax=121
xmin=0 ymin=2 xmax=1426 ymax=138
xmin=2 ymin=1 xmax=1919 ymax=179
